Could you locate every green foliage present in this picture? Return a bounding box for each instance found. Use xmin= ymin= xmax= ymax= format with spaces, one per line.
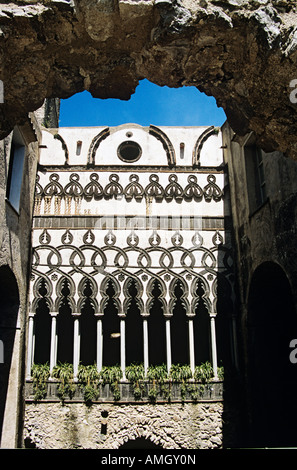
xmin=78 ymin=364 xmax=100 ymax=405
xmin=31 ymin=363 xmax=50 ymax=401
xmin=193 ymin=361 xmax=214 ymax=383
xmin=169 ymin=364 xmax=192 ymax=382
xmin=99 ymin=365 xmax=122 ymax=401
xmin=52 ymin=362 xmax=75 ymax=401
xmin=125 ymin=363 xmax=145 ymax=400
xmin=30 ymin=360 xmax=223 ymax=403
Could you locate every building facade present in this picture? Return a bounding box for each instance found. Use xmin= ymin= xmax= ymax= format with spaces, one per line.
xmin=23 ymin=123 xmax=237 ymax=449
xmin=222 ymin=122 xmax=297 ymax=447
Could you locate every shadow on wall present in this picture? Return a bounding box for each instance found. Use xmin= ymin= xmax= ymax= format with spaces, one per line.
xmin=0 ymin=265 xmax=19 ymax=443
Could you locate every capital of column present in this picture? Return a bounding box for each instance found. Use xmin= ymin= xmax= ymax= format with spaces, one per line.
xmin=94 ymin=312 xmax=104 ymax=318
xmin=49 ymin=311 xmax=58 ymax=317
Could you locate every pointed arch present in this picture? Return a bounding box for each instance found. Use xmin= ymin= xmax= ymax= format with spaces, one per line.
xmin=149 ymin=125 xmax=176 ymax=167
xmin=100 ymin=276 xmax=121 ymax=367
xmin=170 ymin=277 xmax=189 ymax=365
xmin=87 ymin=127 xmax=110 ymax=165
xmin=192 ymin=126 xmax=219 ymax=167
xmin=124 ymin=277 xmax=143 ymax=366
xmin=32 ymin=275 xmax=54 ymax=313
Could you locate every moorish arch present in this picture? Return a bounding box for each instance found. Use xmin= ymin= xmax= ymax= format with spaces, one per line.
xmin=1 ymin=1 xmax=297 ymax=160
xmin=246 ymin=261 xmax=297 ymax=447
xmin=0 ymin=265 xmax=20 ymax=443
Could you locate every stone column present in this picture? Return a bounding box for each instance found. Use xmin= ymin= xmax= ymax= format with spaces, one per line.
xmin=165 ymin=317 xmax=172 ymax=375
xmin=73 ymin=314 xmax=80 ymax=378
xmin=142 ymin=314 xmax=149 ymax=377
xmin=26 ymin=313 xmax=35 ymax=378
xmin=49 ymin=313 xmax=58 ymax=374
xmin=210 ymin=314 xmax=218 ymax=379
xmin=120 ymin=316 xmax=126 ymax=380
xmin=95 ymin=313 xmax=103 ymax=372
xmin=188 ymin=316 xmax=195 ymax=375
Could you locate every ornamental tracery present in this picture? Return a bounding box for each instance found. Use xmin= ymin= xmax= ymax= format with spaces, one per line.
xmin=27 ymin=124 xmax=236 ymax=382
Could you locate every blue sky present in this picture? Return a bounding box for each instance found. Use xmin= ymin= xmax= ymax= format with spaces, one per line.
xmin=59 ymin=79 xmax=226 ymax=128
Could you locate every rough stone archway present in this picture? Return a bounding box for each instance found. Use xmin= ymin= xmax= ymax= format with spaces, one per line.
xmin=246 ymin=262 xmax=297 ymax=447
xmin=1 ymin=1 xmax=297 ymax=159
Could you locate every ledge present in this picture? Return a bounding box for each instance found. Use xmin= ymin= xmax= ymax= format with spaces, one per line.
xmin=25 ymin=379 xmax=224 ymax=404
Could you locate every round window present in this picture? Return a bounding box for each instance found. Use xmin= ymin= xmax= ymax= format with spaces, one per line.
xmin=117 ymin=141 xmax=142 ymax=162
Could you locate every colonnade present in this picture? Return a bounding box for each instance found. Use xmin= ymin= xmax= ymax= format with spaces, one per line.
xmin=26 ymin=297 xmax=220 ymax=380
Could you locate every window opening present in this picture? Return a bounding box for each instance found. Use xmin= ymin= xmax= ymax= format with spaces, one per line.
xmin=125 ymin=279 xmax=143 ymax=366
xmin=171 ymin=281 xmax=188 ymax=365
xmin=76 ymin=140 xmax=82 ymax=156
xmin=193 ymin=279 xmax=210 ymax=365
xmin=6 ymin=128 xmax=26 ymax=212
xmin=34 ymin=279 xmax=51 ymax=364
xmin=102 ymin=280 xmax=120 ymax=367
xmin=80 ymin=279 xmax=97 ymax=366
xmin=244 ymin=144 xmax=267 ymax=213
xmin=148 ymin=280 xmax=166 ymax=366
xmin=57 ymin=279 xmax=74 ymax=364
xmin=117 ymin=141 xmax=142 ymax=163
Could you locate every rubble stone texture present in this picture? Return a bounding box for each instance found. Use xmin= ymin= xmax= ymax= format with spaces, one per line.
xmin=24 ymin=402 xmax=224 ymax=449
xmin=0 ymin=1 xmax=297 ymax=158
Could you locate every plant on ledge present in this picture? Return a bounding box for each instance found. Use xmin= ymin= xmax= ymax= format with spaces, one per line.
xmin=31 ymin=363 xmax=50 ymax=401
xmin=52 ymin=362 xmax=75 ymax=402
xmin=77 ymin=364 xmax=100 ymax=405
xmin=125 ymin=363 xmax=145 ymax=400
xmin=146 ymin=364 xmax=168 ymax=402
xmin=99 ymin=365 xmax=122 ymax=401
xmin=169 ymin=364 xmax=193 ymax=401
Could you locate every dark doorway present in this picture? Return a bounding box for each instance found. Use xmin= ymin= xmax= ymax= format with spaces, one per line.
xmin=120 ymin=437 xmax=163 ymax=449
xmin=0 ymin=265 xmax=19 ymax=443
xmin=247 ymin=262 xmax=297 ymax=447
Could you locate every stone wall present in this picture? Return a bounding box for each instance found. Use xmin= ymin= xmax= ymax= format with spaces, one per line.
xmin=0 ymin=1 xmax=297 ymax=160
xmin=24 ymin=401 xmax=223 ymax=449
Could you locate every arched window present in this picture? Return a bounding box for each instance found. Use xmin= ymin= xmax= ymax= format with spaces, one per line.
xmin=79 ymin=279 xmax=97 ymax=366
xmin=0 ymin=266 xmax=20 ymax=442
xmin=193 ymin=277 xmax=211 ymax=365
xmin=33 ymin=278 xmax=51 ymax=364
xmin=171 ymin=280 xmax=188 ymax=365
xmin=148 ymin=279 xmax=166 ymax=366
xmin=102 ymin=279 xmax=120 ymax=367
xmin=56 ymin=279 xmax=73 ymax=364
xmin=125 ymin=278 xmax=143 ymax=366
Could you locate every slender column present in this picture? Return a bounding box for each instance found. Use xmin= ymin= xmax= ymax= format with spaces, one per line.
xmin=73 ymin=314 xmax=80 ymax=378
xmin=120 ymin=318 xmax=126 ymax=380
xmin=49 ymin=313 xmax=58 ymax=374
xmin=95 ymin=313 xmax=103 ymax=372
xmin=210 ymin=314 xmax=218 ymax=379
xmin=165 ymin=318 xmax=172 ymax=375
xmin=26 ymin=314 xmax=35 ymax=378
xmin=142 ymin=315 xmax=149 ymax=377
xmin=188 ymin=317 xmax=195 ymax=375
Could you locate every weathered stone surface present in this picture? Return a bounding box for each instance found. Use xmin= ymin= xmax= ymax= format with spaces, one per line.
xmin=0 ymin=1 xmax=297 ymax=158
xmin=24 ymin=402 xmax=224 ymax=449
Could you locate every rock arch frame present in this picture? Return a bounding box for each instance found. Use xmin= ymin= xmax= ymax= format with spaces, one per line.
xmin=0 ymin=1 xmax=297 ymax=159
